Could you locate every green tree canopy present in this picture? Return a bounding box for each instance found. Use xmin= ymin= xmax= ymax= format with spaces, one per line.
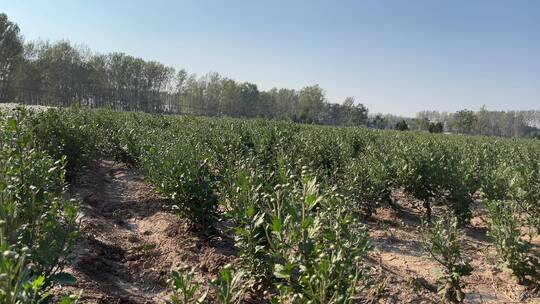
xmin=0 ymin=13 xmax=23 ymax=98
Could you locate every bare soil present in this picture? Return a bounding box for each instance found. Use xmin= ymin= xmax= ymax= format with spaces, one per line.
xmin=365 ymin=190 xmax=540 ymax=304
xmin=55 ymin=160 xmax=235 ymax=303
xmin=55 ymin=160 xmax=540 ymax=303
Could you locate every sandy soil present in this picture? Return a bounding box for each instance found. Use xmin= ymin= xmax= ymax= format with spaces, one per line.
xmin=54 ymin=160 xmax=540 ymax=303
xmin=365 ymin=190 xmax=540 ymax=303
xmin=55 ymin=160 xmax=235 ymax=303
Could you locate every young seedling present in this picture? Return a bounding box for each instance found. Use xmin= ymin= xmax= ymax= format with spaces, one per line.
xmin=213 ymin=265 xmax=246 ymax=304
xmin=141 ymin=243 xmax=156 ymax=257
xmin=168 ymin=266 xmax=207 ymax=304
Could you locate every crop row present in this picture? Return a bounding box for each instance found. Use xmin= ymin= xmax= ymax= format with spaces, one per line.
xmin=38 ymin=108 xmax=538 ymax=226
xmin=0 ymin=109 xmax=80 ymax=303
xmin=2 ymin=107 xmax=539 ymax=302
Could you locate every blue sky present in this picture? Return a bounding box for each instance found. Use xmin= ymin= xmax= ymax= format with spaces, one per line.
xmin=3 ymin=0 xmax=539 ymax=116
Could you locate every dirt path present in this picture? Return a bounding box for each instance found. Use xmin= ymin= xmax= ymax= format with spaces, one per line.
xmin=55 ymin=160 xmax=539 ymax=303
xmin=56 ymin=160 xmax=235 ymax=303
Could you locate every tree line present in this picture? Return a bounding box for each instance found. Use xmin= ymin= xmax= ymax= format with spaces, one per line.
xmin=370 ymin=107 xmax=540 ymax=138
xmin=1 ymin=12 xmax=539 ymax=136
xmin=0 ymin=13 xmax=368 ymax=126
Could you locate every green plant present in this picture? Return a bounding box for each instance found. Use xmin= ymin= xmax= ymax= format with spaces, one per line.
xmin=421 ymin=212 xmax=473 ymax=303
xmin=487 ymin=200 xmax=540 ymax=285
xmin=342 ymin=151 xmax=391 ymax=217
xmin=57 ymin=292 xmax=82 ymax=304
xmin=32 ymin=108 xmax=97 ymax=176
xmin=222 ymin=158 xmax=373 ymax=303
xmin=393 ymin=136 xmax=476 ymax=224
xmin=141 ymin=243 xmax=156 ymax=256
xmin=0 ymin=109 xmax=80 ymax=299
xmin=394 ymin=138 xmax=444 ymax=221
xmin=0 ymin=235 xmax=81 ymax=304
xmin=213 ymin=265 xmax=246 ymax=304
xmin=0 ymin=244 xmax=47 ymax=304
xmin=428 ymin=122 xmax=444 ymax=134
xmin=267 ymin=172 xmax=372 ymax=304
xmin=395 ymin=120 xmax=409 ymax=131
xmin=223 ymin=161 xmax=273 ymax=289
xmin=168 ymin=266 xmax=207 ymax=304
xmin=141 ymin=145 xmax=219 ymax=229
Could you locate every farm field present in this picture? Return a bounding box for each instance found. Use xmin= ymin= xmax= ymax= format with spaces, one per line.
xmin=1 ymin=106 xmax=539 ymax=303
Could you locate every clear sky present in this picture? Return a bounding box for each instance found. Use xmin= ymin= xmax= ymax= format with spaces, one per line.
xmin=3 ymin=0 xmax=539 ymax=116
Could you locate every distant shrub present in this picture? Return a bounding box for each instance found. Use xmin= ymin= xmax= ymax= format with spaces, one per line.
xmin=428 ymin=122 xmax=444 ymax=133
xmin=395 ymin=120 xmax=409 ymax=131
